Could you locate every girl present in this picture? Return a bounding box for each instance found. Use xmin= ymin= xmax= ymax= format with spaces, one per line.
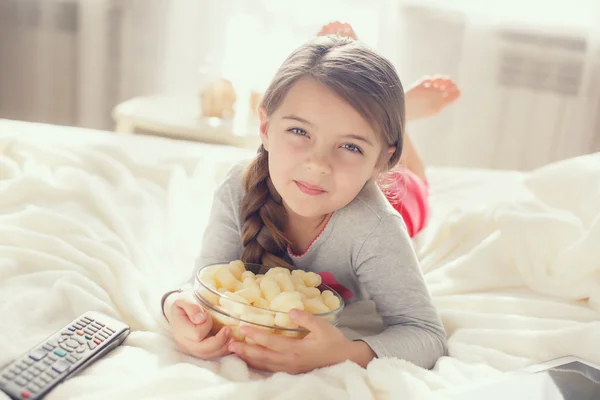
xmin=162 ymin=35 xmax=447 ymax=373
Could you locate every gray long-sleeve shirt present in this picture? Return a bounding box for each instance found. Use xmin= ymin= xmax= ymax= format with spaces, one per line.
xmin=192 ymin=161 xmax=447 ymax=369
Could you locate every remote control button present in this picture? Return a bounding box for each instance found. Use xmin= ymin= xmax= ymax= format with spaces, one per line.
xmin=47 ymin=340 xmax=59 ymax=347
xmin=46 ymin=369 xmax=58 ymax=379
xmin=31 ymin=364 xmax=44 ymax=374
xmin=93 ymin=339 xmax=102 ymax=345
xmin=22 ymin=371 xmax=35 ymax=381
xmin=89 ymin=326 xmax=99 ymax=333
xmin=68 ymin=327 xmax=76 ymax=332
xmin=33 ymin=377 xmax=46 ymax=387
xmin=82 ymin=317 xmax=93 ymax=323
xmin=42 ymin=343 xmax=55 ymax=351
xmin=84 ymin=328 xmax=94 ymax=336
xmin=65 ymin=339 xmax=79 ymax=348
xmin=22 ymin=358 xmax=34 ymax=366
xmin=62 ymin=330 xmax=74 ymax=336
xmin=74 ymin=337 xmax=86 ymax=345
xmin=87 ymin=341 xmax=97 ymax=350
xmin=29 ymin=348 xmax=47 ymax=361
xmin=26 ymin=384 xmax=39 ymax=394
xmin=42 ymin=358 xmax=53 ymax=365
xmin=48 ymin=353 xmax=59 ymax=361
xmin=15 ymin=376 xmax=28 ymax=386
xmin=2 ymin=371 xmax=16 ymax=380
xmin=14 ymin=364 xmax=26 ymax=372
xmin=76 ymin=330 xmax=85 ymax=336
xmin=66 ymin=355 xmax=78 ymax=364
xmin=74 ymin=322 xmax=84 ymax=329
xmin=98 ymin=332 xmax=109 ymax=340
xmin=20 ymin=391 xmax=31 ymax=399
xmin=53 ymin=348 xmax=68 ymax=357
xmin=52 ymin=360 xmax=70 ymax=374
xmin=76 ymin=346 xmax=86 ymax=353
xmin=40 ymin=372 xmax=53 ymax=383
xmin=85 ymin=335 xmax=93 ymax=340
xmin=105 ymin=327 xmax=116 ymax=334
xmin=94 ymin=321 xmax=105 ymax=327
xmin=60 ymin=343 xmax=73 ymax=353
xmin=71 ymin=352 xmax=83 ymax=360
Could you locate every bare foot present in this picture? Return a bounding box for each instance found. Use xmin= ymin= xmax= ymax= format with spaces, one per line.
xmin=405 ymin=76 xmax=461 ymax=121
xmin=317 ymin=21 xmax=357 ymax=40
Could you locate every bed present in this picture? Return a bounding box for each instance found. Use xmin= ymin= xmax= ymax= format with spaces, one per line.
xmin=1 ymin=118 xmax=599 ymax=400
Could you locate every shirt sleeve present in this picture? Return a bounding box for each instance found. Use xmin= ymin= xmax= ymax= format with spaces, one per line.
xmin=160 ymin=165 xmax=244 ymax=317
xmin=353 ymin=213 xmax=447 ymax=369
xmin=188 ymin=171 xmax=244 ymax=285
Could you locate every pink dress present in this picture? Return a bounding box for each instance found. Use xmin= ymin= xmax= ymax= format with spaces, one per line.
xmin=380 ymin=166 xmax=429 ymax=237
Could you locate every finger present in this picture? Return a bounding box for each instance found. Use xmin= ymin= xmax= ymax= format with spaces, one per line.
xmin=229 ymin=340 xmax=289 ymax=366
xmin=236 ymin=353 xmax=278 ymax=372
xmin=186 ymin=326 xmax=232 ymax=358
xmin=174 ymin=292 xmax=207 ymax=324
xmin=288 ymin=309 xmax=328 ymax=333
xmin=239 ymin=326 xmax=295 ymax=353
xmin=184 ymin=337 xmax=233 ymax=360
xmin=171 ymin=306 xmax=213 ymax=342
xmin=198 ymin=336 xmax=235 ymax=360
xmin=240 ymin=357 xmax=270 ymax=371
xmin=172 ymin=292 xmax=215 ymax=340
xmin=237 ymin=353 xmax=301 ymax=374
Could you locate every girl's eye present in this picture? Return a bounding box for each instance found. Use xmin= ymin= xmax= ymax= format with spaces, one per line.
xmin=289 ymin=127 xmax=308 ymax=136
xmin=342 ymin=143 xmax=362 ymax=154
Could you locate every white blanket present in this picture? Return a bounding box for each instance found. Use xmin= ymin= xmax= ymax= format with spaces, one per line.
xmin=1 ymin=119 xmax=599 ymax=399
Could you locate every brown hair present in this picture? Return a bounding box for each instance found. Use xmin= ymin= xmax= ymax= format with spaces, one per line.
xmin=240 ymin=35 xmax=405 ymax=270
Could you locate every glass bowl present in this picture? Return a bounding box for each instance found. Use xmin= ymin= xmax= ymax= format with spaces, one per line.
xmin=193 ymin=262 xmax=344 ymax=343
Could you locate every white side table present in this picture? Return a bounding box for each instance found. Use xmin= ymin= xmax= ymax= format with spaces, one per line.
xmin=112 ymin=95 xmax=261 ymax=149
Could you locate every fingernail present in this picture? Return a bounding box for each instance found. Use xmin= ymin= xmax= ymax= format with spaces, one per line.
xmin=192 ymin=312 xmax=206 ymax=324
xmin=229 ymin=343 xmax=238 ymax=352
xmin=224 ymin=327 xmax=231 ymax=337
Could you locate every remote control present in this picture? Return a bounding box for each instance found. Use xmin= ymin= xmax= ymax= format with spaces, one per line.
xmin=0 ymin=311 xmax=130 ymax=400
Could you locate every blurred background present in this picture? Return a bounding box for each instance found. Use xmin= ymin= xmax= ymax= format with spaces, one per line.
xmin=1 ymin=0 xmax=599 ymax=170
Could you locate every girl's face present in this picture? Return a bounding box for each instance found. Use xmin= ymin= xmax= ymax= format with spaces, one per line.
xmin=260 ymin=77 xmax=394 ymax=219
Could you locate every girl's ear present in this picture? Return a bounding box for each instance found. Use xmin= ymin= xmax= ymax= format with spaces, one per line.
xmin=372 ymin=145 xmax=397 ymax=178
xmin=259 ymin=106 xmax=269 ymax=151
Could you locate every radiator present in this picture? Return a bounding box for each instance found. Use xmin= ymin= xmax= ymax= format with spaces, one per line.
xmin=491 ymin=27 xmax=600 ymax=170
xmin=391 ymin=4 xmax=600 ymax=170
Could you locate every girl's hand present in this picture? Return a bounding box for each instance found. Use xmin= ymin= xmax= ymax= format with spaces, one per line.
xmin=228 ymin=309 xmax=376 ymax=374
xmin=164 ymin=290 xmax=232 ymax=359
